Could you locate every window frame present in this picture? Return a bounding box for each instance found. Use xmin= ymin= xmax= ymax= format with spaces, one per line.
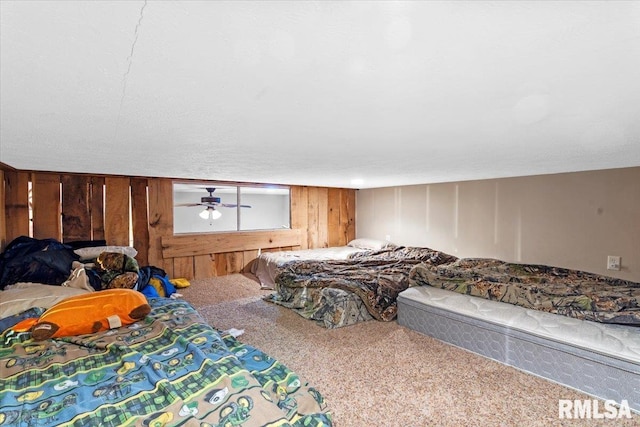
xmin=172 ymin=181 xmax=291 ymax=235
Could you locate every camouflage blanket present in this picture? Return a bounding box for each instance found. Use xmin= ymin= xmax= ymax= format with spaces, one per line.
xmin=409 ymin=258 xmax=640 ymax=326
xmin=266 ymin=286 xmax=374 ymax=329
xmin=268 ymin=247 xmax=458 ymax=325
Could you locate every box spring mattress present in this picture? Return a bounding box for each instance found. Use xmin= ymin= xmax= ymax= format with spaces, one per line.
xmin=397 ymin=286 xmax=640 ymax=413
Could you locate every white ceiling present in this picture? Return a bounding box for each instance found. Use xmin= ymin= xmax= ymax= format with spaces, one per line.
xmin=1 ymin=1 xmax=639 ymax=189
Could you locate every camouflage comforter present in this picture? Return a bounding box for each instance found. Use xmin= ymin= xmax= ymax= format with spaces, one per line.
xmin=409 ymin=258 xmax=640 ymax=326
xmin=267 ymin=246 xmax=458 ymax=327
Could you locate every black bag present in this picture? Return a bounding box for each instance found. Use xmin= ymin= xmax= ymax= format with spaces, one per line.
xmin=0 ymin=236 xmax=79 ymax=289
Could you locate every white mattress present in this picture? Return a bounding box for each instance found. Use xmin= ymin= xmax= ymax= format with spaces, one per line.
xmin=250 ymin=246 xmax=368 ymax=289
xmin=399 ymin=286 xmax=640 ymax=365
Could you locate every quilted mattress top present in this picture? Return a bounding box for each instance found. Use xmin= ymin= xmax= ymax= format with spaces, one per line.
xmin=399 ymin=286 xmax=640 ymax=365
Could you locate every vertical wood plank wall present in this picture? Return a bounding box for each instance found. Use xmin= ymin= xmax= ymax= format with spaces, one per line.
xmin=104 ymin=177 xmax=131 ymax=247
xmin=3 ymin=170 xmax=30 ymax=241
xmin=61 ymin=175 xmax=91 ymax=242
xmin=32 ymin=173 xmax=62 ymax=240
xmin=0 ymin=167 xmax=356 ymax=280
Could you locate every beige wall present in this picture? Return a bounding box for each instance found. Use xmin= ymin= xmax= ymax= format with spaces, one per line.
xmin=357 ymin=167 xmax=640 ymax=281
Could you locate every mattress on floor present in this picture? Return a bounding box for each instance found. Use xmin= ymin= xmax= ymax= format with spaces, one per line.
xmin=251 ymin=246 xmax=368 ymax=289
xmin=397 ymin=286 xmax=640 ymax=412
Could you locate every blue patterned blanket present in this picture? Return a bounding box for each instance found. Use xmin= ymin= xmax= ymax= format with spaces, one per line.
xmin=0 ymin=298 xmax=332 ymax=426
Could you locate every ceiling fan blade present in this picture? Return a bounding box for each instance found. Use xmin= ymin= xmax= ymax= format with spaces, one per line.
xmin=219 ymin=203 xmax=252 ymax=208
xmin=174 ymin=203 xmax=203 ymax=207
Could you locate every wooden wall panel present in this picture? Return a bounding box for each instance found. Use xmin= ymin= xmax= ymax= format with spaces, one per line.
xmin=194 ymin=254 xmax=215 ymax=279
xmin=61 ymin=175 xmax=91 ymax=242
xmin=307 ymin=187 xmax=319 ymax=248
xmin=243 ymin=249 xmax=259 ymax=272
xmin=228 ymin=252 xmax=245 ymax=274
xmin=213 ymin=251 xmax=244 ymax=276
xmin=32 ymin=173 xmax=61 ymax=240
xmin=306 ymin=187 xmax=329 ymax=248
xmin=131 ymin=178 xmax=149 ymax=266
xmin=317 ymin=187 xmax=328 ymax=248
xmin=90 ymin=177 xmax=105 ymax=240
xmin=290 ymin=186 xmax=309 ymax=249
xmin=161 ymin=229 xmax=302 ymax=258
xmin=173 ymin=256 xmax=194 ymax=279
xmin=104 ymin=177 xmax=130 ymax=246
xmin=147 ymin=178 xmax=173 ymax=270
xmin=327 ymin=188 xmax=341 ymax=247
xmin=214 ymin=253 xmax=229 ymax=276
xmin=4 ymin=170 xmax=30 ymax=243
xmin=341 ymin=189 xmax=356 ymax=244
xmin=1 ymin=168 xmax=356 ymax=279
xmin=326 ymin=188 xmax=357 ymax=246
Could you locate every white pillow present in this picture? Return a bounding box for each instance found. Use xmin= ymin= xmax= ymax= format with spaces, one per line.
xmin=74 ymin=246 xmax=138 ymax=261
xmin=347 ymin=238 xmax=395 ymax=250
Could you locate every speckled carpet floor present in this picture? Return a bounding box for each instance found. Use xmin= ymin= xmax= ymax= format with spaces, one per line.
xmin=179 ymin=274 xmax=637 ymax=427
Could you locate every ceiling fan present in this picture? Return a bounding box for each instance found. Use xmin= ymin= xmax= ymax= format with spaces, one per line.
xmin=175 ymin=187 xmax=251 ymax=220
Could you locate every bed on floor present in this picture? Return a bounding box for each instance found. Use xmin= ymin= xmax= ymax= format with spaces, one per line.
xmin=399 ymin=258 xmax=640 ymax=413
xmin=0 ymin=294 xmax=331 ymax=426
xmin=250 ymin=238 xmax=396 ymax=290
xmin=0 ymin=238 xmax=332 ymax=426
xmin=264 ymin=245 xmax=458 ymax=328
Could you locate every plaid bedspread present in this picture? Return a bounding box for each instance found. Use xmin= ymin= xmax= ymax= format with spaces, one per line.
xmin=0 ymin=298 xmax=332 ymax=426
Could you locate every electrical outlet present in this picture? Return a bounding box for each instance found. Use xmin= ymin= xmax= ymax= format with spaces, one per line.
xmin=385 ymin=235 xmax=391 ymax=242
xmin=607 ymin=256 xmax=621 ymax=271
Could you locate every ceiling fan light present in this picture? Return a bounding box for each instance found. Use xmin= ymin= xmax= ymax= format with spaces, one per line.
xmin=210 ymin=208 xmax=222 ymax=220
xmin=199 ymin=207 xmax=222 ymax=220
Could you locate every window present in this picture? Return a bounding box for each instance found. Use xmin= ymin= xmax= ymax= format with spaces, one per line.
xmin=173 ymin=182 xmax=290 ymax=234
